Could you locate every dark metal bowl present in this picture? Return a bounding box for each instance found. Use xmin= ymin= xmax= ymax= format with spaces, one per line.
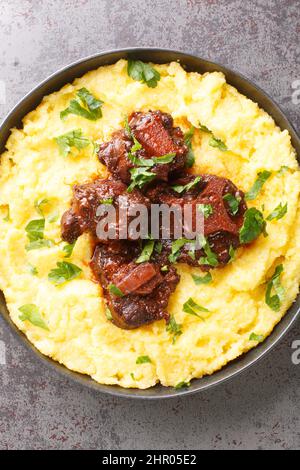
xmin=0 ymin=48 xmax=299 ymax=399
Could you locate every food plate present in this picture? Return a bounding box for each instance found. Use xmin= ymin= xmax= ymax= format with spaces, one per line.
xmin=0 ymin=48 xmax=299 ymax=398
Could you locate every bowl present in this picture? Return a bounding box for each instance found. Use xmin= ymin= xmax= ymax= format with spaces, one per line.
xmin=0 ymin=48 xmax=299 ymax=399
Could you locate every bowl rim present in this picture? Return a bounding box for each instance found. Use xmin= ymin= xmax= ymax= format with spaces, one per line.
xmin=0 ymin=47 xmax=299 ymax=399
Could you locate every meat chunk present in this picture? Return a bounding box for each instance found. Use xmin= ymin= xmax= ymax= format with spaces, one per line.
xmin=90 ymin=242 xmax=179 ymax=329
xmin=98 ymin=111 xmax=188 ymax=185
xmin=146 ymin=174 xmax=247 ymax=269
xmin=61 ymin=177 xmax=150 ymax=244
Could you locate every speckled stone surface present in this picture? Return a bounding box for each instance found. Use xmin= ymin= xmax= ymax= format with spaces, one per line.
xmin=0 ymin=0 xmax=299 ymax=450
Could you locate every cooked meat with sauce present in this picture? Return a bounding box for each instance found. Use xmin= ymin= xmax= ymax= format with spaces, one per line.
xmin=98 ymin=110 xmax=188 ymax=184
xmin=61 ymin=177 xmax=151 ymax=244
xmin=61 ymin=111 xmax=249 ymax=330
xmin=90 ymin=241 xmax=180 ymax=329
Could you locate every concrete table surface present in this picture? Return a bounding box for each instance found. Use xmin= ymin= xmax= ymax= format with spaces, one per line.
xmin=0 ymin=0 xmax=299 ymax=450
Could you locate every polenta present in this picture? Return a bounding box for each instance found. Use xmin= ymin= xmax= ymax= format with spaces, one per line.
xmin=0 ymin=59 xmax=299 ymax=389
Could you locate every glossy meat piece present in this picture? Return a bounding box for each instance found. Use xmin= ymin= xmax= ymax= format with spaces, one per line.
xmin=61 ymin=177 xmax=150 ymax=244
xmin=90 ymin=242 xmax=180 ymax=329
xmin=98 ymin=111 xmax=188 ymax=184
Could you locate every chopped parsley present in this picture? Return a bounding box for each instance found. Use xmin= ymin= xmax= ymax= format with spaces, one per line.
xmin=27 ymin=264 xmax=38 ymax=276
xmin=265 ymin=264 xmax=285 ymax=312
xmin=60 ymin=88 xmax=103 ymax=121
xmin=3 ymin=205 xmax=10 ymax=222
xmin=18 ymin=304 xmax=49 ymax=330
xmin=127 ymin=167 xmax=156 ymax=192
xmin=62 ymin=242 xmax=76 ymax=258
xmin=34 ymin=198 xmax=49 ymax=217
xmin=198 ymin=123 xmax=211 ymax=133
xmin=47 ymin=211 xmax=59 ymax=223
xmin=239 ymin=208 xmax=267 ymax=244
xmin=223 ymin=193 xmax=241 ymax=216
xmin=166 ymin=315 xmax=183 ymax=344
xmin=209 ymin=136 xmax=228 ymax=152
xmin=199 ymin=239 xmax=219 ymax=267
xmin=277 ymin=165 xmax=290 ymax=177
xmin=168 ymin=238 xmax=192 ymax=263
xmin=249 ymin=332 xmax=264 ymax=342
xmin=228 ymin=245 xmax=236 ymax=262
xmin=105 ymin=306 xmax=113 ymax=321
xmin=172 ymin=176 xmax=201 ymax=194
xmin=135 ymin=240 xmax=155 ymax=264
xmin=191 ymin=272 xmax=212 ymax=285
xmin=161 ymin=265 xmax=169 ymax=272
xmin=127 ymin=60 xmax=160 ymax=88
xmin=25 ymin=219 xmax=45 ymax=242
xmin=100 ymin=198 xmax=113 ymax=205
xmin=48 ymin=261 xmax=82 ymax=285
xmin=175 ymin=381 xmax=191 ymax=390
xmin=128 ymin=152 xmax=176 ymax=167
xmin=54 ymin=129 xmax=90 ymax=157
xmin=108 ymin=283 xmax=125 ymax=297
xmin=184 ymin=126 xmax=195 ymax=168
xmin=136 ymin=355 xmax=152 ymax=364
xmin=245 ymin=171 xmax=272 ymax=201
xmin=266 ymin=202 xmax=288 ymax=221
xmin=197 ymin=203 xmax=213 ymax=218
xmin=26 ymin=239 xmax=54 ymax=251
xmin=183 ymin=297 xmax=210 ymax=319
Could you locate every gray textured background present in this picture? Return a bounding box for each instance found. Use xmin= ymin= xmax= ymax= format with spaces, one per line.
xmin=0 ymin=0 xmax=299 ymax=450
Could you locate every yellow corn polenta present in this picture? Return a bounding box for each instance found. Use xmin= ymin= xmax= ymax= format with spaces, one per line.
xmin=0 ymin=59 xmax=299 ymax=389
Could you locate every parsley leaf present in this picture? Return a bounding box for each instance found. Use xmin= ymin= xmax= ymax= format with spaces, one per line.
xmin=105 ymin=306 xmax=113 ymax=321
xmin=277 ymin=165 xmax=290 ymax=177
xmin=183 ymin=297 xmax=210 ymax=319
xmin=127 ymin=60 xmax=160 ymax=88
xmin=48 ymin=261 xmax=82 ymax=285
xmin=108 ymin=283 xmax=125 ymax=297
xmin=3 ymin=205 xmax=10 ymax=222
xmin=239 ymin=208 xmax=267 ymax=244
xmin=199 ymin=239 xmax=219 ymax=267
xmin=209 ymin=136 xmax=228 ymax=152
xmin=18 ymin=304 xmax=49 ymax=330
xmin=128 ymin=152 xmax=176 ymax=167
xmin=136 ymin=355 xmax=152 ymax=364
xmin=197 ymin=203 xmax=213 ymax=218
xmin=60 ymin=88 xmax=103 ymax=121
xmin=184 ymin=126 xmax=195 ymax=168
xmin=265 ymin=264 xmax=285 ymax=312
xmin=34 ymin=198 xmax=49 ymax=217
xmin=127 ymin=167 xmax=156 ymax=192
xmin=175 ymin=381 xmax=191 ymax=390
xmin=249 ymin=332 xmax=264 ymax=342
xmin=168 ymin=238 xmax=192 ymax=263
xmin=166 ymin=315 xmax=183 ymax=344
xmin=223 ymin=193 xmax=241 ymax=216
xmin=26 ymin=239 xmax=54 ymax=251
xmin=62 ymin=242 xmax=76 ymax=258
xmin=245 ymin=171 xmax=272 ymax=200
xmin=25 ymin=219 xmax=45 ymax=242
xmin=136 ymin=240 xmax=155 ymax=264
xmin=198 ymin=123 xmax=212 ymax=133
xmin=191 ymin=272 xmax=212 ymax=285
xmin=266 ymin=202 xmax=288 ymax=221
xmin=228 ymin=245 xmax=236 ymax=262
xmin=172 ymin=176 xmax=201 ymax=194
xmin=55 ymin=129 xmax=90 ymax=157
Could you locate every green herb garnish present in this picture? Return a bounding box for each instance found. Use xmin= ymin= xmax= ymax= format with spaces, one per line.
xmin=197 ymin=203 xmax=213 ymax=218
xmin=3 ymin=205 xmax=10 ymax=222
xmin=198 ymin=123 xmax=212 ymax=133
xmin=239 ymin=208 xmax=267 ymax=244
xmin=199 ymin=239 xmax=219 ymax=267
xmin=166 ymin=315 xmax=183 ymax=344
xmin=100 ymin=198 xmax=113 ymax=205
xmin=191 ymin=272 xmax=212 ymax=285
xmin=25 ymin=219 xmax=45 ymax=242
xmin=183 ymin=297 xmax=210 ymax=319
xmin=223 ymin=193 xmax=241 ymax=216
xmin=48 ymin=261 xmax=82 ymax=285
xmin=161 ymin=265 xmax=169 ymax=272
xmin=27 ymin=264 xmax=38 ymax=276
xmin=108 ymin=283 xmax=125 ymax=297
xmin=209 ymin=136 xmax=228 ymax=152
xmin=277 ymin=165 xmax=290 ymax=177
xmin=62 ymin=242 xmax=76 ymax=258
xmin=168 ymin=238 xmax=192 ymax=263
xmin=175 ymin=381 xmax=191 ymax=390
xmin=136 ymin=240 xmax=155 ymax=264
xmin=266 ymin=202 xmax=288 ymax=221
xmin=18 ymin=304 xmax=49 ymax=330
xmin=127 ymin=60 xmax=160 ymax=88
xmin=60 ymin=88 xmax=103 ymax=121
xmin=55 ymin=129 xmax=90 ymax=157
xmin=245 ymin=171 xmax=272 ymax=201
xmin=136 ymin=355 xmax=152 ymax=364
xmin=249 ymin=333 xmax=264 ymax=342
xmin=26 ymin=239 xmax=54 ymax=251
xmin=184 ymin=126 xmax=195 ymax=168
xmin=105 ymin=306 xmax=113 ymax=321
xmin=228 ymin=245 xmax=236 ymax=262
xmin=265 ymin=264 xmax=285 ymax=312
xmin=127 ymin=167 xmax=156 ymax=192
xmin=172 ymin=176 xmax=201 ymax=194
